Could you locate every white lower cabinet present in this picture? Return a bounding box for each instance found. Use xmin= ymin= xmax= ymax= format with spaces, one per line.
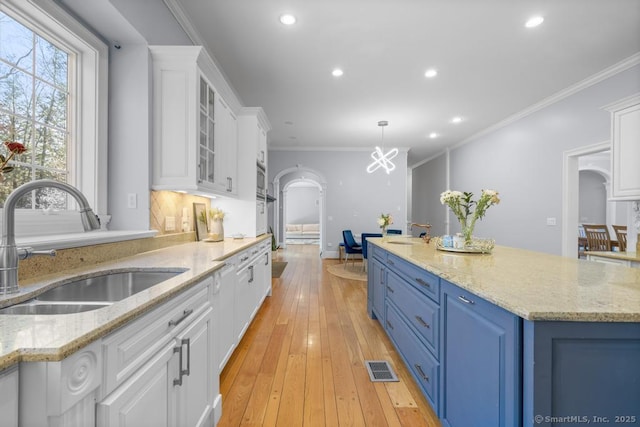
xmin=97 ymin=308 xmax=214 ymax=427
xmin=17 ymin=275 xmax=220 ymax=427
xmin=215 ymin=261 xmax=237 ymax=372
xmin=0 ymin=366 xmax=18 ymax=427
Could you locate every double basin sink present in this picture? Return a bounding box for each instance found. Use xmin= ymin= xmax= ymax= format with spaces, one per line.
xmin=0 ymin=269 xmax=187 ymax=315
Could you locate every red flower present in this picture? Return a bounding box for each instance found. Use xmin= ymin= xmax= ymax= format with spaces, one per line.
xmin=4 ymin=141 xmax=26 ymax=154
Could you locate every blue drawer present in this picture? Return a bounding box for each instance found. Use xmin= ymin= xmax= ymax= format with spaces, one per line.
xmin=370 ymin=243 xmax=386 ymax=263
xmin=386 ymin=302 xmax=439 ymax=411
xmin=387 ymin=253 xmax=439 ymax=303
xmin=386 ymin=270 xmax=439 ymax=357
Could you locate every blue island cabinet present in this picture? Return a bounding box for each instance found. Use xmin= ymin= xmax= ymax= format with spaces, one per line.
xmin=440 ymin=279 xmax=522 ymax=427
xmin=522 ymin=321 xmax=640 ymax=427
xmin=367 ymin=244 xmax=387 ymax=322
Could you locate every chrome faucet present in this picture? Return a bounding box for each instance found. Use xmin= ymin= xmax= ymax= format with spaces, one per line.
xmin=0 ymin=179 xmax=101 ymax=294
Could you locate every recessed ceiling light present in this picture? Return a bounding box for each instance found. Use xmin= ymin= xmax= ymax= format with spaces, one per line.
xmin=279 ymin=14 xmax=296 ymax=25
xmin=451 ymin=116 xmax=463 ymax=124
xmin=429 ymin=132 xmax=438 ymax=139
xmin=525 ymin=16 xmax=544 ymax=28
xmin=424 ymin=68 xmax=438 ymax=78
xmin=332 ymin=68 xmax=344 ymax=77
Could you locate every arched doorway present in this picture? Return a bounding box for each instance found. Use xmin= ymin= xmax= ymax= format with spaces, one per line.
xmin=272 ymin=165 xmax=327 ymax=256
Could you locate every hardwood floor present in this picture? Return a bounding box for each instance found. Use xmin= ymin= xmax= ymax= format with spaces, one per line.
xmin=218 ymin=244 xmax=441 ymax=426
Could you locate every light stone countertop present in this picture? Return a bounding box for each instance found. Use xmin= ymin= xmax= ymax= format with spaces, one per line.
xmin=0 ymin=235 xmax=270 ymax=370
xmin=585 ymin=250 xmax=640 ymax=262
xmin=371 ymin=237 xmax=640 ymax=322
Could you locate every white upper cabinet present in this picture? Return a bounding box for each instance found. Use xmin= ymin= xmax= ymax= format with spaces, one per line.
xmin=606 ymin=94 xmax=640 ymax=200
xmin=150 ymin=46 xmax=237 ymax=197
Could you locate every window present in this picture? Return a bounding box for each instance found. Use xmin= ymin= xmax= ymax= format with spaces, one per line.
xmin=0 ymin=10 xmax=70 ymax=209
xmin=0 ymin=0 xmax=107 ymax=237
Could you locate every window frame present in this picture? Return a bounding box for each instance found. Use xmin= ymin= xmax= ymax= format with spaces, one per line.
xmin=1 ymin=0 xmax=108 ymax=222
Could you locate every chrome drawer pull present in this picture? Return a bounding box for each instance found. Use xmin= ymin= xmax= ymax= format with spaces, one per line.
xmin=386 ymin=320 xmax=394 ymax=330
xmin=240 ymin=256 xmax=249 ymax=262
xmin=415 ymin=315 xmax=430 ymax=328
xmin=387 ymin=259 xmax=395 ymax=266
xmin=386 ymin=285 xmax=395 ymax=293
xmin=414 ymin=364 xmax=429 ymax=382
xmin=458 ymin=295 xmax=475 ymax=305
xmin=168 ymin=309 xmax=193 ymax=327
xmin=415 ymin=278 xmax=430 ymax=288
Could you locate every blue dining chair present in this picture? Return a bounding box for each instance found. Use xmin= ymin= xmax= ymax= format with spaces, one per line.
xmin=387 ymin=229 xmax=402 ymax=234
xmin=342 ymin=230 xmax=362 ymax=268
xmin=361 ymin=233 xmax=383 ymax=271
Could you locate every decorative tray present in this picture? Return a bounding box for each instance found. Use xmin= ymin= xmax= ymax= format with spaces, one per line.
xmin=433 ymin=236 xmax=495 ymax=254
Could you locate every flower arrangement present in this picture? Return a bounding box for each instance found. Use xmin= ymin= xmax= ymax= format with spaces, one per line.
xmin=377 ymin=213 xmax=393 ymax=233
xmin=208 ymin=207 xmax=225 ymax=222
xmin=0 ymin=140 xmax=27 ymax=181
xmin=440 ymin=189 xmax=500 ymax=245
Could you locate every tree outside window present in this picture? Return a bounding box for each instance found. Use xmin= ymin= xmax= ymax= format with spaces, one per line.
xmin=0 ymin=11 xmax=70 ymax=210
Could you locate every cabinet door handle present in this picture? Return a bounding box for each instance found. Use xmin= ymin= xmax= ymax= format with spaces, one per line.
xmin=458 ymin=295 xmax=475 ymax=305
xmin=249 ymin=265 xmax=254 ymax=283
xmin=414 ymin=364 xmax=429 ymax=382
xmin=386 ymin=320 xmax=394 ymax=330
xmin=415 ymin=278 xmax=430 ymax=288
xmin=264 ymin=253 xmax=269 ymax=266
xmin=173 ymin=344 xmax=184 ymax=386
xmin=415 ymin=315 xmax=430 ymax=328
xmin=168 ymin=309 xmax=193 ymax=327
xmin=182 ymin=338 xmax=191 ymax=377
xmin=227 ymin=177 xmax=232 ymax=192
xmin=386 ymin=285 xmax=395 ymax=293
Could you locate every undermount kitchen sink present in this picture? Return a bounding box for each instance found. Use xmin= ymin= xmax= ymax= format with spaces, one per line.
xmin=0 ymin=268 xmax=187 ymax=315
xmin=0 ymin=302 xmax=110 ymax=315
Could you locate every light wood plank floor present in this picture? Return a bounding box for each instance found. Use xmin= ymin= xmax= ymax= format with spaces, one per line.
xmin=218 ymin=244 xmax=441 ymax=426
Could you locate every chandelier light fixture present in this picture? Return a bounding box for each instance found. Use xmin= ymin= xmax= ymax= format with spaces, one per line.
xmin=367 ymin=120 xmax=398 ymax=174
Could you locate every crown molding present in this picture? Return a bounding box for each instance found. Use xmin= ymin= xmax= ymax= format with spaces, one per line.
xmin=450 ymin=52 xmax=640 ymax=153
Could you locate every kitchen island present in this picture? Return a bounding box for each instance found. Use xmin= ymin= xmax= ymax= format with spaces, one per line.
xmin=0 ymin=235 xmax=271 ymax=427
xmin=367 ymin=236 xmax=640 ymax=427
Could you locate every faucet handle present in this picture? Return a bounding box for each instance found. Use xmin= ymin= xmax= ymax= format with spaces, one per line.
xmin=17 ymin=247 xmax=57 ymax=260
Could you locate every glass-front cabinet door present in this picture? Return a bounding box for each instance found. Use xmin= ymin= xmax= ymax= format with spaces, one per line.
xmin=199 ymin=77 xmax=216 ymax=186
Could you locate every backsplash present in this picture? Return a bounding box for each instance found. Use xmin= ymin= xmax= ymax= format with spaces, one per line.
xmin=150 ymin=191 xmax=211 ymax=235
xmin=18 ymin=232 xmax=195 ymax=284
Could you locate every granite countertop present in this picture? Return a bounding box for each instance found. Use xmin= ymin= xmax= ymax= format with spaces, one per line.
xmin=0 ymin=235 xmax=270 ymax=370
xmin=585 ymin=250 xmax=640 ymax=262
xmin=371 ymin=237 xmax=640 ymax=322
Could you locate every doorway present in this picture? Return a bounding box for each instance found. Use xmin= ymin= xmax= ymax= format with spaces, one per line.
xmin=562 ymin=141 xmax=611 ymax=257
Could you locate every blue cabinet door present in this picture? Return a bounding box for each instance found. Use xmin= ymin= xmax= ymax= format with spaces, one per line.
xmin=367 ymin=256 xmax=385 ymax=322
xmin=440 ymin=280 xmax=521 ymax=427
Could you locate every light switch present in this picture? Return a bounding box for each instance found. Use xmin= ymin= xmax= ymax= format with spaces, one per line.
xmin=165 ymin=216 xmax=176 ymax=231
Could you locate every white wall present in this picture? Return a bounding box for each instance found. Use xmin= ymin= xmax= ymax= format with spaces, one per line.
xmin=579 ymin=170 xmax=606 ymax=225
xmin=286 ymin=186 xmax=320 ymax=224
xmin=413 ymin=63 xmax=640 ymax=255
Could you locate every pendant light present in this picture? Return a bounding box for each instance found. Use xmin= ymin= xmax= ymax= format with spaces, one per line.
xmin=367 ymin=120 xmax=398 ymax=174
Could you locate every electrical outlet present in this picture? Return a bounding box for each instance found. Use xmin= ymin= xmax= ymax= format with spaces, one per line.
xmin=546 ymin=217 xmax=557 ymax=226
xmin=127 ymin=193 xmax=137 ymax=209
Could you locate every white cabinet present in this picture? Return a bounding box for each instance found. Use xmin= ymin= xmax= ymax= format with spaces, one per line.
xmin=257 ymin=122 xmax=267 ymax=169
xmin=606 ymin=94 xmax=640 ymax=200
xmin=256 ymin=199 xmax=266 ymax=236
xmin=214 ymin=261 xmax=237 ymax=372
xmin=96 ymin=276 xmax=218 ymax=427
xmin=0 ymin=366 xmax=18 ymax=427
xmin=150 ymin=45 xmax=237 ymax=198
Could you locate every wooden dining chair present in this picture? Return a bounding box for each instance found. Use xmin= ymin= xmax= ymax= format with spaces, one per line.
xmin=612 ymin=225 xmax=627 ymax=252
xmin=582 ymin=224 xmax=612 ymax=252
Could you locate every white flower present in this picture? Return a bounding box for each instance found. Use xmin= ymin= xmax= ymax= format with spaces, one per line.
xmin=377 ymin=217 xmax=385 ymax=227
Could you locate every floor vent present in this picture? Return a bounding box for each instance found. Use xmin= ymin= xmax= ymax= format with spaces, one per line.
xmin=364 ymin=360 xmax=399 ymax=382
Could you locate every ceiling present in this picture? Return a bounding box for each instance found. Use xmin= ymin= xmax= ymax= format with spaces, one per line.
xmin=169 ymin=0 xmax=640 ymax=166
